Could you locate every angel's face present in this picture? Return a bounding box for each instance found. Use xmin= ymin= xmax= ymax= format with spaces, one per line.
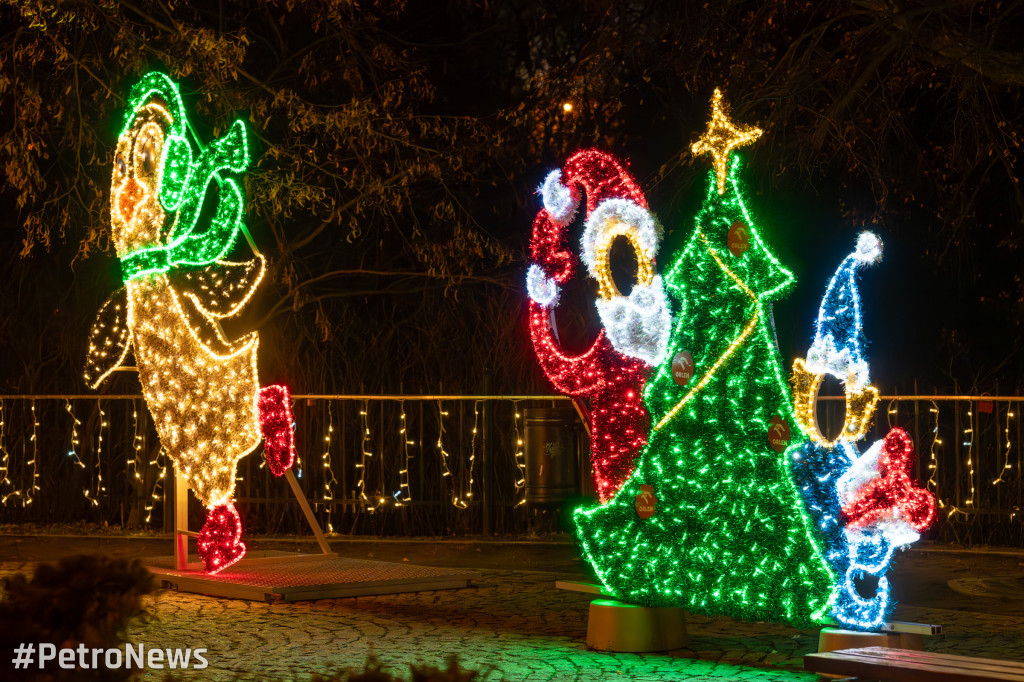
xmin=111 ymin=102 xmax=170 ymax=256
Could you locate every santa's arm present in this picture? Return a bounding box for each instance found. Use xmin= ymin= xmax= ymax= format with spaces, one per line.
xmin=528 ymin=301 xmax=606 ymax=395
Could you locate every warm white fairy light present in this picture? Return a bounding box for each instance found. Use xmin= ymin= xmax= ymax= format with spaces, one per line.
xmin=456 ymin=400 xmax=482 ymax=508
xmin=143 ymin=449 xmax=167 ymax=525
xmin=436 ymin=401 xmax=464 ymax=508
xmin=64 ymin=400 xmax=85 ymax=470
xmin=130 ymin=400 xmax=144 ymax=484
xmin=926 ymin=401 xmax=945 ymax=508
xmin=0 ymin=400 xmax=7 ymax=495
xmin=395 ymin=402 xmax=413 ymax=506
xmin=993 ymin=405 xmax=1015 ymax=486
xmin=321 ymin=402 xmax=337 ymax=533
xmin=0 ymin=401 xmax=40 ymax=506
xmin=0 ymin=400 xmax=24 ymax=506
xmin=512 ymin=401 xmax=527 ymax=508
xmin=1 ymin=401 xmax=35 ymax=506
xmin=92 ymin=403 xmax=107 ymax=504
xmin=26 ymin=401 xmax=39 ymax=505
xmin=72 ymin=399 xmax=95 ymax=507
xmin=356 ymin=401 xmax=383 ymax=511
xmin=963 ymin=405 xmax=975 ymax=506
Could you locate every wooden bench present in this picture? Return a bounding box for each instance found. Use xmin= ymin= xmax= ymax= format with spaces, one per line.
xmin=805 ymin=647 xmax=1024 ymax=681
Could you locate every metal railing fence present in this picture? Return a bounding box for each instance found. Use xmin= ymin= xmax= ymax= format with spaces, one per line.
xmin=0 ymin=393 xmax=1019 ymax=545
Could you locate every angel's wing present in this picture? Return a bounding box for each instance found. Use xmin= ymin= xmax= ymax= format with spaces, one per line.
xmin=84 ymin=288 xmax=133 ymax=389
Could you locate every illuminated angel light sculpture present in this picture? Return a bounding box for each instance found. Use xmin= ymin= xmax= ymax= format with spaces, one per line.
xmin=790 ymin=232 xmax=936 ymax=629
xmin=83 ymin=72 xmax=296 ymax=574
xmin=526 ymin=149 xmax=671 ymax=501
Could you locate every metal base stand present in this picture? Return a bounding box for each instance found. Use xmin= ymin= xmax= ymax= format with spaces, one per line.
xmin=173 ymin=467 xmax=330 ymax=570
xmin=148 ymin=466 xmax=477 ymax=601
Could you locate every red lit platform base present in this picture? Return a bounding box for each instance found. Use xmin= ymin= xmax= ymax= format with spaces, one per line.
xmin=145 ymin=551 xmax=479 ymax=602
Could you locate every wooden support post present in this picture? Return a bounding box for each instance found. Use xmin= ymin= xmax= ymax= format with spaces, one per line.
xmin=284 ymin=469 xmax=332 ymax=555
xmin=174 ymin=468 xmax=189 ymax=570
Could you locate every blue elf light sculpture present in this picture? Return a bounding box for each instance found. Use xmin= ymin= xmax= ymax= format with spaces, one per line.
xmin=790 ymin=232 xmax=936 ymax=630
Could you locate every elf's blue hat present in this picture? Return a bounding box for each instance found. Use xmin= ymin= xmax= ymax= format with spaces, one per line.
xmin=806 ymin=232 xmax=882 ymax=388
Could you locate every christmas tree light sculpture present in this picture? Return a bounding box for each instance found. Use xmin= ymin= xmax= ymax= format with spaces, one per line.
xmin=84 ymin=72 xmax=296 ymax=574
xmin=573 ymin=90 xmax=836 ymax=627
xmin=526 ymin=149 xmax=671 ymax=501
xmin=790 ymin=232 xmax=936 ymax=630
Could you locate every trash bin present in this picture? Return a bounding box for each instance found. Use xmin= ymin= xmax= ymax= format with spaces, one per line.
xmin=524 ymin=407 xmax=581 ymax=503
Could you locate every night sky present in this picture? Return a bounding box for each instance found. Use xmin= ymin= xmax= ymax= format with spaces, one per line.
xmin=0 ymin=1 xmax=1021 ymax=396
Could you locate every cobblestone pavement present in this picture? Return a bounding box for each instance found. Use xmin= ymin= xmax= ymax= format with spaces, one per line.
xmin=3 ymin=557 xmax=1024 ymax=682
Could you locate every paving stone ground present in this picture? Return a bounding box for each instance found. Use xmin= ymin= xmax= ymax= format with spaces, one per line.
xmin=2 ymin=539 xmax=1024 ymax=681
xmin=127 ymin=568 xmax=828 ymax=681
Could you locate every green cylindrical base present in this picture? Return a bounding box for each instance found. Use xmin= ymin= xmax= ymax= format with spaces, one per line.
xmin=586 ymin=599 xmax=687 ymax=652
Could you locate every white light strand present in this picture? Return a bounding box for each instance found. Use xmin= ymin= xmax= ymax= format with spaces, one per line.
xmin=579 ymin=197 xmax=671 ymax=366
xmin=540 ymin=169 xmax=579 ymax=225
xmin=526 ymin=264 xmax=560 ymax=308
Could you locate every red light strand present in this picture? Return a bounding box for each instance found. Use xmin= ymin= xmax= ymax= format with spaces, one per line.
xmin=843 ymin=427 xmax=937 ymax=532
xmin=527 ymin=149 xmax=652 ymax=501
xmin=258 ymin=384 xmax=296 ymax=478
xmin=197 ymin=502 xmax=246 ymax=574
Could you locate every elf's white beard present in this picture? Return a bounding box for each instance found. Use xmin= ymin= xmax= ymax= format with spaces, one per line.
xmin=595 ymin=275 xmax=672 ymax=367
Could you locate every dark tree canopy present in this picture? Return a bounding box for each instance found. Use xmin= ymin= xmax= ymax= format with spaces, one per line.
xmin=0 ymin=0 xmax=1021 ymax=394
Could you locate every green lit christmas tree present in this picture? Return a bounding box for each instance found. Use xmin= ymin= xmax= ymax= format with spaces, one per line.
xmin=573 ymin=90 xmax=836 ymax=627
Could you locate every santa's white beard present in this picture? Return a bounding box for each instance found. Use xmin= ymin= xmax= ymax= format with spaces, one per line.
xmin=595 ymin=276 xmax=672 ymax=366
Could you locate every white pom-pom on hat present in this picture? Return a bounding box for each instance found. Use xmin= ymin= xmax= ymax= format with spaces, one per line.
xmin=853 ymin=231 xmax=883 ymax=265
xmin=526 ymin=264 xmax=560 ymax=308
xmin=540 ymin=170 xmax=580 ymax=225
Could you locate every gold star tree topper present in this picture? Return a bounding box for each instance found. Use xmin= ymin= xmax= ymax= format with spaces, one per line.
xmin=691 ymin=88 xmax=763 ymax=195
